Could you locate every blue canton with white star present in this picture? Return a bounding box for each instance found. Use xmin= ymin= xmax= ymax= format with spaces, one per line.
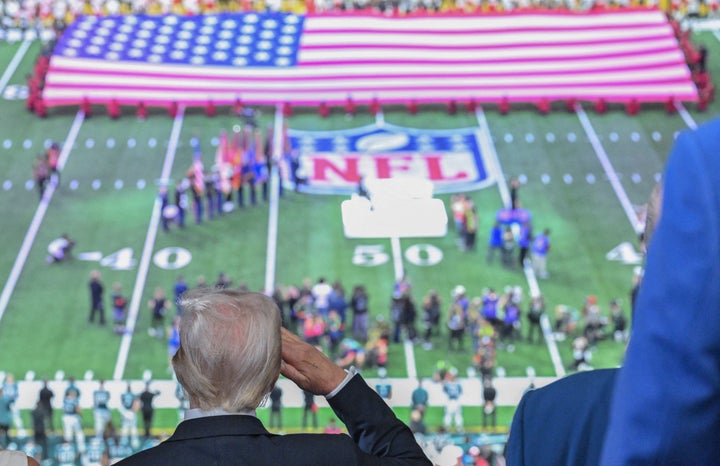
xmin=54 ymin=12 xmax=305 ymax=68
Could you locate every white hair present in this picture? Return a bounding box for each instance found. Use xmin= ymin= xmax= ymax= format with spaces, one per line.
xmin=172 ymin=289 xmax=281 ymax=412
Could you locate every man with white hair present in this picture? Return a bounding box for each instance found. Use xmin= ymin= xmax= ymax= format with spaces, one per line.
xmin=117 ymin=288 xmax=430 ymax=465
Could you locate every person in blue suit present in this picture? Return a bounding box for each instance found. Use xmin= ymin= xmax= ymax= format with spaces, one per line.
xmin=507 ymin=368 xmax=618 ymax=466
xmin=506 ymin=122 xmax=668 ymax=466
xmin=601 ymin=118 xmax=720 ymax=464
xmin=116 ymin=289 xmax=430 ymax=466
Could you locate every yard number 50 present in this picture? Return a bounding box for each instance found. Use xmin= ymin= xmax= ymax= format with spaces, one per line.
xmin=352 ymin=244 xmax=443 ymax=267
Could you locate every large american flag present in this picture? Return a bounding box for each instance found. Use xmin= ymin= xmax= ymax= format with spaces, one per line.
xmin=42 ymin=9 xmax=697 ymax=108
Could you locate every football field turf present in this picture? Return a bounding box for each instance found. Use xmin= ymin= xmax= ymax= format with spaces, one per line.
xmin=0 ymin=32 xmax=719 ymax=428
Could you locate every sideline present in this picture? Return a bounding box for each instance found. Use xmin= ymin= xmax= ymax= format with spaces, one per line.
xmin=475 ymin=107 xmax=566 ymax=378
xmin=264 ymin=105 xmax=284 ymax=293
xmin=113 ymin=105 xmax=185 ymax=381
xmin=0 ymin=110 xmax=84 ymax=324
xmin=575 ymin=104 xmax=644 ymax=235
xmin=0 ymin=40 xmax=31 ymax=95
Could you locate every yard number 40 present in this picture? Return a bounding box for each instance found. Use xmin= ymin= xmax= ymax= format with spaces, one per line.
xmin=98 ymin=247 xmax=192 ymax=270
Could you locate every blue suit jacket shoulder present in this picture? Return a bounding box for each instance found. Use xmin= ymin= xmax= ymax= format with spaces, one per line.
xmin=507 ymin=368 xmax=618 ymax=466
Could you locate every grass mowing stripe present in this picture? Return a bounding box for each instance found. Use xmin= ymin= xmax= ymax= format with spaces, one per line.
xmin=0 ymin=110 xmax=84 ymax=324
xmin=265 ymin=105 xmax=284 ymax=293
xmin=113 ymin=105 xmax=185 ymax=381
xmin=475 ymin=107 xmax=566 ymax=378
xmin=675 ymin=101 xmax=698 ymax=130
xmin=576 ymin=104 xmax=643 ymax=235
xmin=0 ymin=39 xmax=30 ymax=94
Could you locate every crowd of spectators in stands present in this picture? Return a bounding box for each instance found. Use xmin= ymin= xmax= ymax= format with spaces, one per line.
xmin=1 ymin=0 xmax=716 ymax=45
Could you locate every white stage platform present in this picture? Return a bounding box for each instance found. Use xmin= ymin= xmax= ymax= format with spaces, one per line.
xmin=341 ymin=178 xmax=448 ymax=238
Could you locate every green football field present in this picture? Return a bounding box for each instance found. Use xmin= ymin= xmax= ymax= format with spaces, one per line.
xmin=0 ymin=31 xmax=719 ymax=430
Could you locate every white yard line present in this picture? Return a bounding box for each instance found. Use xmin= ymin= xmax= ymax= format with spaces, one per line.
xmin=575 ymin=104 xmax=644 ymax=235
xmin=675 ymin=101 xmax=698 ymax=130
xmin=113 ymin=106 xmax=185 ymax=381
xmin=714 ymin=30 xmax=720 ymax=43
xmin=0 ymin=40 xmax=31 ymax=94
xmin=390 ymin=236 xmax=404 ymax=282
xmin=0 ymin=111 xmax=84 ymax=324
xmin=264 ymin=105 xmax=284 ymax=293
xmin=404 ymin=339 xmax=418 ymax=379
xmin=475 ymin=107 xmax=566 ymax=378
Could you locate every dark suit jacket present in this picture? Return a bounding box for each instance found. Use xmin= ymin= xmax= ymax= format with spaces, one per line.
xmin=506 ymin=368 xmax=617 ymax=466
xmin=602 ymin=118 xmax=720 ymax=464
xmin=116 ymin=374 xmax=430 ymax=465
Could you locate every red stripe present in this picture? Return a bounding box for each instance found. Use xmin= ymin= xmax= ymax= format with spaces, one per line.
xmin=304 ymin=23 xmax=666 ymax=36
xmin=299 ymin=46 xmax=680 ymax=66
xmin=301 ymin=34 xmax=673 ymax=51
xmin=47 ymin=60 xmax=686 ymax=82
xmin=44 ymin=77 xmax=693 ymax=94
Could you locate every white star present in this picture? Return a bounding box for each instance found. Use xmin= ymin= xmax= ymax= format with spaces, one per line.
xmin=124 ymin=16 xmax=138 ymax=24
xmin=216 ymin=40 xmax=230 ymax=50
xmin=222 ymin=20 xmax=237 ymax=29
xmin=132 ymin=39 xmax=148 ymax=48
xmin=275 ymin=57 xmax=290 ymax=66
xmin=233 ymin=57 xmax=248 ymax=66
xmin=128 ymin=49 xmax=143 ymax=58
xmin=282 ymin=25 xmax=297 ymax=34
xmin=68 ymin=38 xmax=82 ymax=48
xmin=151 ymin=45 xmax=166 ymax=54
xmin=193 ymin=45 xmax=209 ymax=55
xmin=73 ymin=29 xmax=87 ymax=39
xmin=115 ymin=33 xmax=129 ymax=42
xmin=238 ymin=35 xmax=252 ymax=45
xmin=142 ymin=20 xmax=156 ymax=29
xmin=170 ymin=50 xmax=185 ymax=60
xmin=96 ymin=27 xmax=111 ymax=36
xmin=219 ymin=30 xmax=233 ymax=40
xmin=200 ymin=26 xmax=214 ymax=35
xmin=87 ymin=45 xmax=101 ymax=55
xmin=178 ymin=30 xmax=192 ymax=40
xmin=257 ymin=41 xmax=272 ymax=50
xmin=197 ymin=35 xmax=211 ymax=45
xmin=245 ymin=14 xmax=259 ymax=23
xmin=212 ymin=51 xmax=228 ymax=61
xmin=148 ymin=54 xmax=162 ymax=63
xmin=137 ymin=30 xmax=151 ymax=39
xmin=63 ymin=48 xmax=78 ymax=57
xmin=105 ymin=51 xmax=120 ymax=60
xmin=156 ymin=35 xmax=170 ymax=44
xmin=235 ymin=45 xmax=250 ymax=55
xmin=182 ymin=21 xmax=196 ymax=30
xmin=260 ymin=30 xmax=275 ymax=39
xmin=109 ymin=42 xmax=123 ymax=52
xmin=255 ymin=51 xmax=270 ymax=61
xmin=278 ymin=46 xmax=292 ymax=55
xmin=175 ymin=40 xmax=189 ymax=50
xmin=284 ymin=15 xmax=300 ymax=24
xmin=190 ymin=56 xmax=205 ymax=65
xmin=163 ymin=16 xmax=179 ymax=25
xmin=279 ymin=35 xmax=294 ymax=45
xmin=263 ymin=19 xmax=278 ymax=29
xmin=242 ymin=24 xmax=255 ymax=34
xmin=90 ymin=36 xmax=105 ymax=45
xmin=101 ymin=19 xmax=115 ymax=28
xmin=203 ymin=16 xmax=219 ymax=25
xmin=159 ymin=25 xmax=174 ymax=35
